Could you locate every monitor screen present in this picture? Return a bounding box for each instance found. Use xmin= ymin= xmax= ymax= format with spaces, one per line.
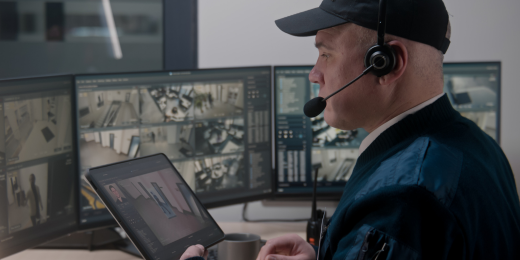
xmin=274 ymin=66 xmax=367 ymax=198
xmin=443 ymin=62 xmax=501 ymax=142
xmin=274 ymin=62 xmax=501 ymax=199
xmin=0 ymin=75 xmax=77 ymax=258
xmin=75 ymin=67 xmax=272 ymax=228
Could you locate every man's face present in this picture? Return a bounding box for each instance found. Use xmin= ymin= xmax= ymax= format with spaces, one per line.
xmin=309 ymin=24 xmax=377 ymax=130
xmin=111 ymin=187 xmax=120 ymax=198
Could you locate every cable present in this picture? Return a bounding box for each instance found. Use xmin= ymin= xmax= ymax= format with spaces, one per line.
xmin=241 ymin=202 xmax=309 ymax=222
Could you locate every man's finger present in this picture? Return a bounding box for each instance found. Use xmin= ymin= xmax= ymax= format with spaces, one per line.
xmin=256 ymin=243 xmax=275 ymax=260
xmin=257 ymin=235 xmax=303 ymax=260
xmin=194 ymin=244 xmax=205 ymax=255
xmin=180 ymin=244 xmax=205 ymax=260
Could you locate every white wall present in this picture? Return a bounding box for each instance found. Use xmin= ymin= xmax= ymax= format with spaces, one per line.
xmin=84 ymin=132 xmax=96 ymax=142
xmin=199 ymin=0 xmax=318 ymax=68
xmin=167 ymin=126 xmax=177 ymax=144
xmin=30 ymin=98 xmax=43 ymax=121
xmin=4 ymin=103 xmax=21 ymax=141
xmin=200 ymin=0 xmax=520 ymax=221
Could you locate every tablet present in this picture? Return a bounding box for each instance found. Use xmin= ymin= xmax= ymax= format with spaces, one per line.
xmin=85 ymin=153 xmax=225 ymax=260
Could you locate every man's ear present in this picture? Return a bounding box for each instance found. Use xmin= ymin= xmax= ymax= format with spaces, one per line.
xmin=379 ymin=40 xmax=408 ymax=85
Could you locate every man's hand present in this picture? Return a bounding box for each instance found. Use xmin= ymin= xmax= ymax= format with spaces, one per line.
xmin=180 ymin=244 xmax=208 ymax=260
xmin=256 ymin=234 xmax=316 ymax=260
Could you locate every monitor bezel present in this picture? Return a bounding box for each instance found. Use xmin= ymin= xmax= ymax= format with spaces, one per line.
xmin=0 ymin=74 xmax=79 ymax=258
xmin=74 ymin=66 xmax=274 ymax=230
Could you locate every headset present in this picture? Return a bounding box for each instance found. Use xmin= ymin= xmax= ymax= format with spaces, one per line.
xmin=303 ymin=0 xmax=396 ymax=117
xmin=364 ymin=0 xmax=396 ymax=77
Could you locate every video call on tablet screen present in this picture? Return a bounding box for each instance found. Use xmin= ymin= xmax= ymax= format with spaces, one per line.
xmin=88 ymin=154 xmax=223 ymax=260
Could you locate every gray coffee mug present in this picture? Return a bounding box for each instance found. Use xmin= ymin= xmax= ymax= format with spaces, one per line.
xmin=218 ymin=233 xmax=261 ymax=260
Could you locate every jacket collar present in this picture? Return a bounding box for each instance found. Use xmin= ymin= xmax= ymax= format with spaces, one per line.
xmin=356 ymin=94 xmax=458 ymax=166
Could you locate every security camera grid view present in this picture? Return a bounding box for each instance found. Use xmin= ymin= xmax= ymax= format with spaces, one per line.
xmin=443 ymin=62 xmax=501 ymax=141
xmin=275 ymin=66 xmax=367 ymax=195
xmin=90 ymin=156 xmax=223 ymax=260
xmin=0 ymin=76 xmax=77 ymax=257
xmin=76 ymin=67 xmax=272 ymax=226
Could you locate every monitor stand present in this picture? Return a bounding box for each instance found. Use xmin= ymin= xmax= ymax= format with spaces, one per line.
xmin=36 ymin=228 xmax=140 ymax=257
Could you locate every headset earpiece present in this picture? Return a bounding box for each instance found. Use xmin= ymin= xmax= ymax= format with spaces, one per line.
xmin=364 ymin=43 xmax=396 ymax=77
xmin=363 ymin=0 xmax=396 ymax=77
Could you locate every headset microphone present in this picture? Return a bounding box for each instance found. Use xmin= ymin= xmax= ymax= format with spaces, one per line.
xmin=303 ymin=65 xmax=373 ymax=117
xmin=303 ymin=0 xmax=396 ymax=118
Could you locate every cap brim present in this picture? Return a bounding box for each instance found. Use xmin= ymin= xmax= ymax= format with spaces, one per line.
xmin=275 ymin=7 xmax=348 ymax=37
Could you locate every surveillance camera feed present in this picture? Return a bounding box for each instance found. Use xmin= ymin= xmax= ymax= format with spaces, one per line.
xmin=0 ymin=76 xmax=77 ymax=258
xmin=89 ymin=155 xmax=223 ymax=260
xmin=443 ymin=62 xmax=501 ymax=141
xmin=274 ymin=66 xmax=368 ymax=197
xmin=76 ymin=67 xmax=272 ymax=226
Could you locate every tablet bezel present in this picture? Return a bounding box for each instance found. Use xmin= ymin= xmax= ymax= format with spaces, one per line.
xmin=85 ymin=153 xmax=225 ymax=260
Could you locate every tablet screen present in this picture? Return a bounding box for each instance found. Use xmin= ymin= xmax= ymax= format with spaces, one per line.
xmin=87 ymin=154 xmax=224 ymax=260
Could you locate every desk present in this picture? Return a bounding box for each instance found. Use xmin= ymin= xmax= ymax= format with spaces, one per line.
xmin=4 ymin=222 xmax=306 ymax=260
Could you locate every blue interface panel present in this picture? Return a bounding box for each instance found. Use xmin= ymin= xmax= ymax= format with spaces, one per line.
xmin=274 ymin=66 xmax=368 ymax=197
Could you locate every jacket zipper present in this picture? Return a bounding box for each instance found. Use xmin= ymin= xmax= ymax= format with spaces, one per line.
xmin=372 ymin=243 xmax=389 ymax=260
xmin=357 ymin=230 xmax=374 ymax=260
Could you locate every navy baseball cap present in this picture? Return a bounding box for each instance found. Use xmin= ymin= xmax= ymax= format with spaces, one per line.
xmin=275 ymin=0 xmax=451 ymax=54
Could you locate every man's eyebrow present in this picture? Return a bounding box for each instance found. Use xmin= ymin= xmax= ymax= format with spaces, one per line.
xmin=314 ymin=41 xmax=333 ymax=50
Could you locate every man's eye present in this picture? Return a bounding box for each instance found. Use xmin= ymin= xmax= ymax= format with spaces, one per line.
xmin=321 ymin=54 xmax=330 ymax=59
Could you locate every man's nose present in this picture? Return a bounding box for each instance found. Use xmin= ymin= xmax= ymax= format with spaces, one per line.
xmin=309 ymin=65 xmax=324 ymax=85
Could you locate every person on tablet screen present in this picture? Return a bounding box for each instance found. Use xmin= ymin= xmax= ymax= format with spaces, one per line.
xmin=109 ymin=185 xmax=127 ymax=205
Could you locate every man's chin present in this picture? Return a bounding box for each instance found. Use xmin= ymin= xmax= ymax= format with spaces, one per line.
xmin=323 ymin=112 xmax=341 ymax=129
xmin=324 ymin=113 xmax=357 ymax=130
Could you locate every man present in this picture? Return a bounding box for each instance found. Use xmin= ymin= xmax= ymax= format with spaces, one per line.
xmin=26 ymin=174 xmax=43 ymax=226
xmin=208 ymin=93 xmax=213 ymax=108
xmin=109 ymin=185 xmax=127 ymax=205
xmin=151 ymin=131 xmax=156 ymax=143
xmin=182 ymin=0 xmax=520 ymax=259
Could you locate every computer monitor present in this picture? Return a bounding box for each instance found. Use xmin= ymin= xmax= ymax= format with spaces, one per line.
xmin=273 ymin=62 xmax=501 ymax=200
xmin=273 ymin=66 xmax=368 ymax=199
xmin=443 ymin=62 xmax=501 ymax=142
xmin=0 ymin=75 xmax=78 ymax=258
xmin=75 ymin=67 xmax=273 ymax=229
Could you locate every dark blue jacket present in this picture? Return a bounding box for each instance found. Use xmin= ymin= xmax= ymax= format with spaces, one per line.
xmin=318 ymin=95 xmax=520 ymax=259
